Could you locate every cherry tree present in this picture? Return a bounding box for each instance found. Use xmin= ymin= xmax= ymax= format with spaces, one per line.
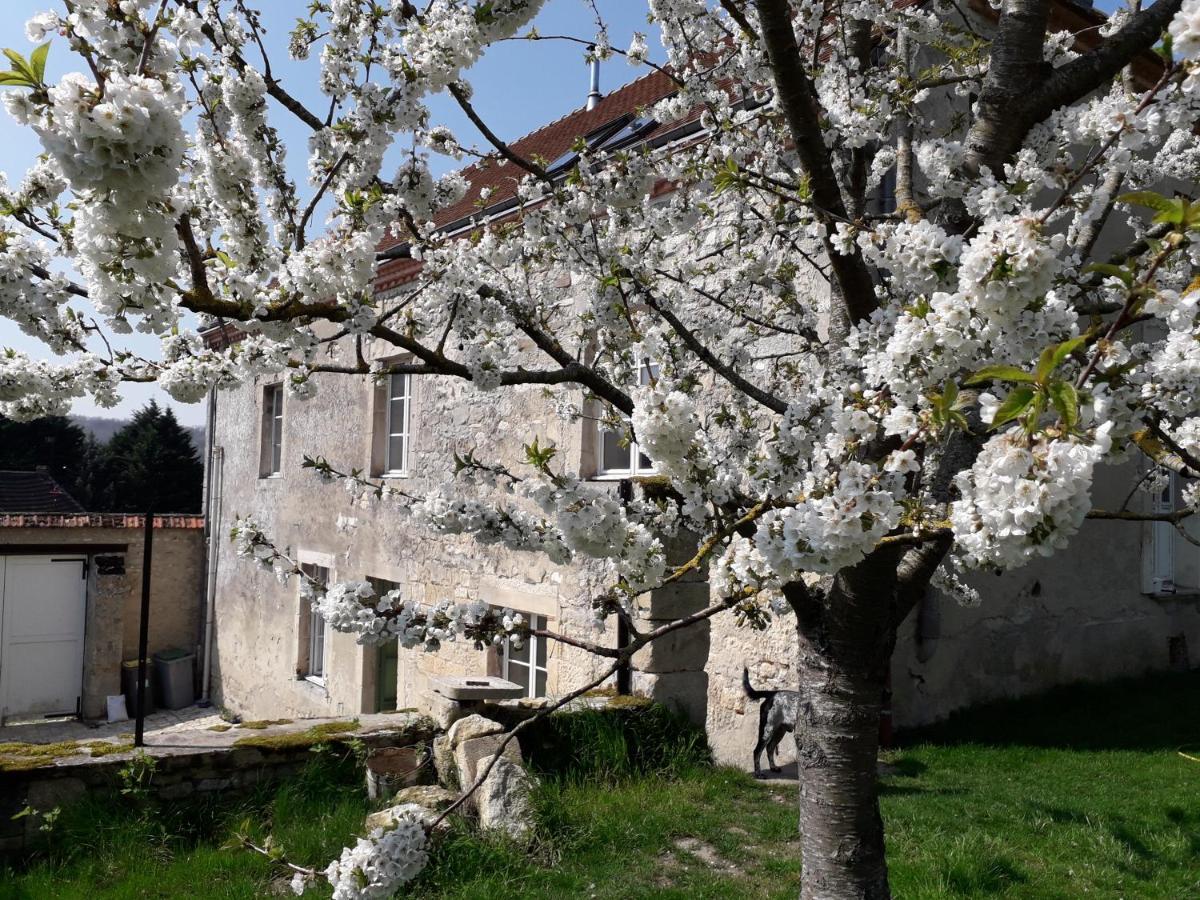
xmin=2 ymin=0 xmax=1199 ymax=896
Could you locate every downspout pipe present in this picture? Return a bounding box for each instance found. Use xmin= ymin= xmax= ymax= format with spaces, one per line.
xmin=198 ymin=384 xmax=222 ymax=706
xmin=199 ymin=445 xmax=222 ymax=705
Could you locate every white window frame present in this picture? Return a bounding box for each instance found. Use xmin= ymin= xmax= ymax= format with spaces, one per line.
xmin=384 ymin=372 xmax=411 ymax=475
xmin=299 ymin=560 xmax=331 ymax=685
xmin=264 ymin=383 xmax=284 ymax=477
xmin=596 ymin=359 xmax=659 ymax=478
xmin=500 ymin=612 xmax=549 ymax=699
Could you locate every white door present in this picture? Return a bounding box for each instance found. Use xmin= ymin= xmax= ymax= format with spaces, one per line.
xmin=0 ymin=556 xmax=87 ymax=719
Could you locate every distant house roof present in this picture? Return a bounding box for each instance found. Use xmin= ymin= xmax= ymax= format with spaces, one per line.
xmin=0 ymin=471 xmax=85 ymax=514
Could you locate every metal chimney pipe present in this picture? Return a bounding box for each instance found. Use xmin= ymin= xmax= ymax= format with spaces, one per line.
xmin=586 ymin=46 xmax=601 ymax=110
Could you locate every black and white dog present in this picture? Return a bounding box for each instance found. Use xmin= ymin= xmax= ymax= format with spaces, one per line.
xmin=743 ymin=667 xmax=805 ymax=777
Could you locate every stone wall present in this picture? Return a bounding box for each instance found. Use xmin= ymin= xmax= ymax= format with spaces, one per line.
xmin=707 ymin=462 xmax=1200 ymax=767
xmin=0 ymin=718 xmax=437 ymax=855
xmin=0 ymin=520 xmax=205 ymax=719
xmin=209 ymin=330 xmax=620 ymax=723
xmin=206 ymin=285 xmax=1198 ymax=772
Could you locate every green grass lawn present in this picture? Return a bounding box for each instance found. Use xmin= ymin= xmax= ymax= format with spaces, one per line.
xmin=3 ymin=672 xmax=1200 ymax=899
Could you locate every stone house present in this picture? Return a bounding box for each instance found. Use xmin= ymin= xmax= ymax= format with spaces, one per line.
xmin=203 ymin=1 xmax=1200 ymax=767
xmin=0 ymin=470 xmax=205 ymax=722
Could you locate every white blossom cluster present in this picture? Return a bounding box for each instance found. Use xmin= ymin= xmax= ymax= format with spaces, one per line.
xmin=755 ymin=463 xmax=904 ymax=576
xmin=950 ymin=426 xmax=1113 ymax=568
xmin=316 ymin=811 xmax=429 ymax=899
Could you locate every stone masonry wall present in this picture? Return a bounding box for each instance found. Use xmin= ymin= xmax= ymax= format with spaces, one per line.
xmin=210 ymin=328 xmax=621 ymax=723
xmin=0 ymin=718 xmax=437 ymax=855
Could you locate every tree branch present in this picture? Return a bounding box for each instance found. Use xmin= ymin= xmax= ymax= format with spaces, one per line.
xmin=753 ymin=0 xmax=878 ymax=328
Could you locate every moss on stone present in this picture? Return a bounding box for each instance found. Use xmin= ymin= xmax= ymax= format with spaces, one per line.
xmin=207 ymin=724 xmax=232 ymax=732
xmin=0 ymin=736 xmax=138 ymax=771
xmin=0 ymin=740 xmax=89 ymax=771
xmin=236 ymin=718 xmax=293 ymax=730
xmin=83 ymin=739 xmax=134 ymax=757
xmin=232 ymin=719 xmax=360 ymax=750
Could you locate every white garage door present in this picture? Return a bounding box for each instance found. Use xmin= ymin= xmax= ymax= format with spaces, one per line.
xmin=0 ymin=556 xmax=87 ymax=720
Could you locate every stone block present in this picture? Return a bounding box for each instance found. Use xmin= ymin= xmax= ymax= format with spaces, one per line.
xmin=477 ymin=753 xmax=536 ymax=841
xmin=431 ymin=676 xmax=524 ymax=701
xmin=432 ymin=734 xmax=455 ymax=788
xmin=631 ymin=670 xmax=709 ymax=726
xmin=429 ymin=693 xmax=467 ymax=730
xmin=26 ymin=777 xmax=87 ymax=812
xmin=228 ymin=748 xmax=265 ymax=767
xmin=196 ymin=778 xmax=232 ymax=792
xmin=631 ymin=619 xmax=710 ymax=673
xmin=637 ymin=581 xmax=711 ymax=620
xmin=364 ymin=800 xmax=447 ymax=834
xmin=158 ymin=781 xmax=195 ymax=800
xmin=453 ymin=734 xmax=522 ymax=793
xmin=393 ymin=784 xmax=456 ymax=811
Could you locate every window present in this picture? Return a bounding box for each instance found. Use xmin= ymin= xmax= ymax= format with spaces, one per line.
xmin=366 ymin=576 xmax=400 ymax=712
xmin=869 ymin=167 xmax=897 ymax=217
xmin=385 ymin=373 xmax=410 ymax=474
xmin=299 ymin=563 xmax=330 ymax=682
xmin=261 ymin=383 xmax=284 ymax=476
xmin=598 ymin=358 xmax=659 ymax=476
xmin=501 ymin=613 xmax=548 ymax=698
xmin=1140 ymin=470 xmax=1200 ymax=595
xmin=545 ymin=114 xmax=658 ymax=179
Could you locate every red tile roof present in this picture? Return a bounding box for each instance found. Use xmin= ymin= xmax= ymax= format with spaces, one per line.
xmin=210 ymin=0 xmax=1158 ymax=329
xmin=375 ymin=68 xmax=681 ymax=294
xmin=0 ymin=514 xmax=204 ymax=529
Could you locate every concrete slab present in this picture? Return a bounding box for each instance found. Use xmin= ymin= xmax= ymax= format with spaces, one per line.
xmin=430 ymin=676 xmax=524 ymax=701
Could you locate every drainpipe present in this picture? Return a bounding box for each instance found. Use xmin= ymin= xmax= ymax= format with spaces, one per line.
xmin=198 ymin=383 xmax=223 ymax=706
xmin=615 ymin=478 xmax=634 ymax=694
xmin=199 ymin=446 xmax=222 ymax=705
xmin=586 ymin=47 xmax=602 ymax=111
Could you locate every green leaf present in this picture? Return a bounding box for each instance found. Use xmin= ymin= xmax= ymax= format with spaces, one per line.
xmin=29 ymin=41 xmax=49 ymax=83
xmin=1022 ymin=392 xmax=1046 ymax=436
xmin=1082 ymin=262 xmax=1133 ymax=288
xmin=990 ymin=386 xmax=1036 ymax=429
xmin=0 ymin=71 xmax=34 ymax=87
xmin=1048 ymin=380 xmax=1079 ymax=430
xmin=1152 ymin=203 xmax=1188 ymax=227
xmin=1118 ymin=191 xmax=1178 ymax=216
xmin=1034 ymin=335 xmax=1088 ymax=383
xmin=1048 ymin=334 xmax=1088 ymax=371
xmin=1 ymin=49 xmax=36 ymax=84
xmin=965 ymin=365 xmax=1035 ymax=386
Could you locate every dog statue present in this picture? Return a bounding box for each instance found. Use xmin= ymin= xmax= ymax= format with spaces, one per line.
xmin=743 ymin=666 xmax=804 ymax=777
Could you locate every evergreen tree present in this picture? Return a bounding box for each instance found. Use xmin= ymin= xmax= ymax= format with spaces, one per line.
xmin=99 ymin=401 xmax=203 ymax=513
xmin=0 ymin=415 xmax=92 ymax=507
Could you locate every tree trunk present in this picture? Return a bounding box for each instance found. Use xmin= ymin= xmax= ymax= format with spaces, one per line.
xmin=794 ymin=633 xmax=890 ymax=899
xmin=788 ymin=554 xmax=903 ymax=899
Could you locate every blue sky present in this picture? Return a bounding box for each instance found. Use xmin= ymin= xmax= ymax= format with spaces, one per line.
xmin=0 ymin=0 xmax=1126 ymax=424
xmin=0 ymin=0 xmax=660 ymax=424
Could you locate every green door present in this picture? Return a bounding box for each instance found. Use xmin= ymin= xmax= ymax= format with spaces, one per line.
xmin=376 ymin=639 xmax=398 ymax=713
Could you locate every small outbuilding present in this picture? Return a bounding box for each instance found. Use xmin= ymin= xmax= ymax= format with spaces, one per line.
xmin=0 ymin=471 xmax=204 ymax=722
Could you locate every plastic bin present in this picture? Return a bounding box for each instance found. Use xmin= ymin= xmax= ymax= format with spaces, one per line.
xmin=121 ymin=658 xmax=155 ymax=716
xmin=154 ymin=649 xmax=196 ymax=710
